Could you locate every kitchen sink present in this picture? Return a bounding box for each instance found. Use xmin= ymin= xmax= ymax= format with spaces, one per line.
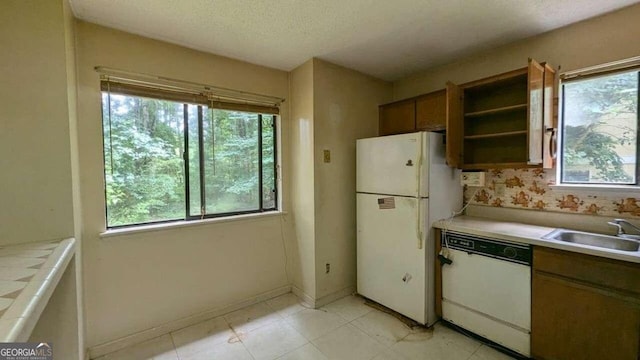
xmin=543 ymin=229 xmax=640 ymax=252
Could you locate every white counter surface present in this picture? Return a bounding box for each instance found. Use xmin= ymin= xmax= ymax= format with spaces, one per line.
xmin=433 ymin=216 xmax=640 ymax=264
xmin=0 ymin=238 xmax=76 ymax=341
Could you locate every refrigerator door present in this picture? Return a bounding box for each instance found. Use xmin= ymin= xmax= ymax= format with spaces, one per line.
xmin=426 ymin=131 xmax=463 ymax=222
xmin=357 ymin=193 xmax=428 ymax=324
xmin=357 ymin=132 xmax=428 ymax=197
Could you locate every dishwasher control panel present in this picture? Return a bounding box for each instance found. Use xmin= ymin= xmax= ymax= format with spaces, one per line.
xmin=446 ymin=237 xmax=475 ymax=249
xmin=441 ymin=231 xmax=531 ymax=265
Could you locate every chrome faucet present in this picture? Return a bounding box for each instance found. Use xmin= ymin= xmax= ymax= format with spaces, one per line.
xmin=607 ymin=219 xmax=640 ymax=240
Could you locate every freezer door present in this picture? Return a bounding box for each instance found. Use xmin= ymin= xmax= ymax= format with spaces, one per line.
xmin=357 ymin=193 xmax=427 ymax=323
xmin=357 ymin=132 xmax=428 ymax=197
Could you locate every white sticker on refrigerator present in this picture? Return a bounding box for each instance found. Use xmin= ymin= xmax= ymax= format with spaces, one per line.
xmin=377 ymin=197 xmax=395 ymax=209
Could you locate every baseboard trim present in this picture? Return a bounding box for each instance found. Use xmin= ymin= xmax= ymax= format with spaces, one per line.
xmin=314 ymin=286 xmax=356 ymax=308
xmin=291 ymin=285 xmax=316 ymax=308
xmin=291 ymin=285 xmax=355 ymax=309
xmin=88 ymin=285 xmax=291 ymax=359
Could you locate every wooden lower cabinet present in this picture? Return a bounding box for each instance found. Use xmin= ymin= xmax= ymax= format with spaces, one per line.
xmin=532 ymin=247 xmax=640 ymax=360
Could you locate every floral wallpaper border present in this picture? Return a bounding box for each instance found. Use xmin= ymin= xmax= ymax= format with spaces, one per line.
xmin=464 ymin=168 xmax=640 ymax=218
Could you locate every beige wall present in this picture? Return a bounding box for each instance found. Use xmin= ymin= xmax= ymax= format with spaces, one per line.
xmin=394 ymin=3 xmax=640 ymax=99
xmin=30 ymin=257 xmax=80 ymax=360
xmin=75 ymin=22 xmax=292 ymax=347
xmin=0 ymin=0 xmax=75 ymax=245
xmin=289 ymin=60 xmax=317 ymax=299
xmin=62 ymin=2 xmax=86 ymax=357
xmin=288 ymin=59 xmax=392 ymax=303
xmin=312 ymin=59 xmax=391 ymax=299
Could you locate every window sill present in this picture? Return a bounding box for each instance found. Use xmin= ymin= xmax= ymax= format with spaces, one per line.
xmin=99 ymin=211 xmax=287 ymax=239
xmin=550 ymin=184 xmax=640 ymax=193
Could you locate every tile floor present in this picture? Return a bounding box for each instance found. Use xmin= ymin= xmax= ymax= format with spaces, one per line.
xmin=95 ymin=293 xmax=515 ymax=360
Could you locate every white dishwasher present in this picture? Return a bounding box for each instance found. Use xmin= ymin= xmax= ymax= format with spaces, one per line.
xmin=440 ymin=231 xmax=531 ymax=357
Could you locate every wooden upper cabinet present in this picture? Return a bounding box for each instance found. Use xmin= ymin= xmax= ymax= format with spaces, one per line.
xmin=445 ymin=82 xmax=463 ymax=168
xmin=444 ymin=59 xmax=556 ymax=169
xmin=378 ymin=99 xmax=416 ymax=136
xmin=379 ymin=89 xmax=447 ymax=136
xmin=527 ymin=59 xmax=545 ymax=165
xmin=416 ymin=90 xmax=446 ymax=131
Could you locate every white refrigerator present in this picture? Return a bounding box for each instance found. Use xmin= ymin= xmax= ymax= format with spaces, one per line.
xmin=356 ymin=131 xmax=462 ymax=325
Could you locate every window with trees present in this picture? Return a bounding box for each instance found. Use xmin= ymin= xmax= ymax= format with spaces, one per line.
xmin=101 ymin=80 xmax=278 ymax=228
xmin=560 ymin=68 xmax=639 ymax=185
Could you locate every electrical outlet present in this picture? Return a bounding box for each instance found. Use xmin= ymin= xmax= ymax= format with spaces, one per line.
xmin=325 ymin=263 xmax=330 ymax=274
xmin=461 ymin=172 xmax=485 ymax=187
xmin=495 ymin=182 xmax=506 ymax=196
xmin=323 ymin=150 xmax=331 ymax=163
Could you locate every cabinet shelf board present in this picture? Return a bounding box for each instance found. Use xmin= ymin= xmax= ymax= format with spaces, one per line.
xmin=461 ymin=68 xmax=528 ymax=89
xmin=461 ymin=162 xmax=540 ymax=170
xmin=464 ymin=130 xmax=527 ymax=140
xmin=464 ymin=104 xmax=527 ymax=118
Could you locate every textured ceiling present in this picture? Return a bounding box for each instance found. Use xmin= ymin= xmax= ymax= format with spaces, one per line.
xmin=70 ymin=0 xmax=639 ymax=81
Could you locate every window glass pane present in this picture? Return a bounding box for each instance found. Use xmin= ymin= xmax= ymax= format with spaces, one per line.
xmin=187 ymin=104 xmax=201 ymax=217
xmin=203 ymin=109 xmax=260 ymax=214
xmin=562 ymin=71 xmax=638 ymax=184
xmin=102 ymin=93 xmax=185 ymax=227
xmin=262 ymin=115 xmax=277 ymax=209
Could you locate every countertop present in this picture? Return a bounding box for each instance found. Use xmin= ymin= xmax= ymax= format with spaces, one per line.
xmin=0 ymin=238 xmax=76 ymax=341
xmin=433 ymin=216 xmax=640 ymax=264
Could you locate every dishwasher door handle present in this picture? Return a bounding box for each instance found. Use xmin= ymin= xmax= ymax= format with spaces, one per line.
xmin=438 ymin=253 xmax=453 ymax=266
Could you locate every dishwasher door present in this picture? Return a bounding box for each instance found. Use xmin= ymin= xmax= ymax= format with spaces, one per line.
xmin=441 ymin=247 xmax=531 ymax=356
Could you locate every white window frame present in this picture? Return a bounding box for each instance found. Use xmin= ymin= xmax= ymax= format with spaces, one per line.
xmin=554 ymin=56 xmax=640 ymax=192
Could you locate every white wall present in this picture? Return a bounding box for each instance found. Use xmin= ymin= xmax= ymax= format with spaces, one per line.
xmin=394 ymin=3 xmax=640 ymax=99
xmin=0 ymin=0 xmax=75 ymax=245
xmin=75 ymin=21 xmax=292 ymax=347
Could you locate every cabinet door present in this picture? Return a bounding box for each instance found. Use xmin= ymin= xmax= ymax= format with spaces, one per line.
xmin=416 ymin=90 xmax=446 ymax=131
xmin=379 ymin=100 xmax=416 ymax=136
xmin=434 ymin=229 xmax=443 ymax=318
xmin=527 ymin=59 xmax=545 ymax=165
xmin=445 ymin=82 xmax=463 ymax=168
xmin=532 ymin=271 xmax=640 ymax=360
xmin=542 ymin=63 xmax=557 ymax=169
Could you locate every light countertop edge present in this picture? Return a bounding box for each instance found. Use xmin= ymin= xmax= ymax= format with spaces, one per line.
xmin=433 ymin=216 xmax=640 ymax=264
xmin=0 ymin=238 xmax=77 ymax=342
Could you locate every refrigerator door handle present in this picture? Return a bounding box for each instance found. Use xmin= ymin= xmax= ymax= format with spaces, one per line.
xmin=416 ymin=134 xmax=424 ymax=249
xmin=416 ymin=199 xmax=423 ymax=249
xmin=416 ymin=134 xmax=423 ymax=197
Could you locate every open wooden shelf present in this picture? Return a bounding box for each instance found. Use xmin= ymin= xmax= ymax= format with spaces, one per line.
xmin=464 ymin=130 xmax=527 ymax=140
xmin=464 ymin=103 xmax=527 ymax=117
xmin=446 ymin=59 xmax=555 ymax=170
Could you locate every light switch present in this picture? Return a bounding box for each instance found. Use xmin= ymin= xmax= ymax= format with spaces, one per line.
xmin=323 ymin=150 xmax=331 ymax=163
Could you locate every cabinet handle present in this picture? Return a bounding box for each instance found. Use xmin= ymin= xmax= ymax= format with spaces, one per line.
xmin=550 ymin=128 xmax=557 ymax=160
